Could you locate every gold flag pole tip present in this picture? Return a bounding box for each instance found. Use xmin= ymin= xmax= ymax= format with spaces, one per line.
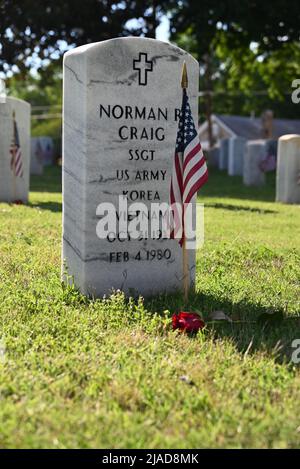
xmin=181 ymin=61 xmax=188 ymax=89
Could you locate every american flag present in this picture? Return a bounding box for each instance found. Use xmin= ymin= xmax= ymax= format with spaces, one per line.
xmin=10 ymin=114 xmax=23 ymax=178
xmin=259 ymin=153 xmax=277 ymax=173
xmin=170 ymin=88 xmax=208 ymax=245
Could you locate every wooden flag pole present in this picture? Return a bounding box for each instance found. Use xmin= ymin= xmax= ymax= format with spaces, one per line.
xmin=181 ymin=62 xmax=189 ymax=304
xmin=182 ymin=236 xmax=189 ymax=304
xmin=12 ymin=110 xmax=17 ymax=201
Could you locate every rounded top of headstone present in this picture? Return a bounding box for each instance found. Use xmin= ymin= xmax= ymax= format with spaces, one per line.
xmin=279 ymin=134 xmax=300 ymax=142
xmin=63 ymin=37 xmax=198 ymax=66
xmin=247 ymin=139 xmax=267 ymax=145
xmin=63 ymin=37 xmax=199 ymax=98
xmin=2 ymin=95 xmax=31 ymax=108
xmin=0 ymin=95 xmax=31 ymax=119
xmin=232 ymin=136 xmax=246 ymax=142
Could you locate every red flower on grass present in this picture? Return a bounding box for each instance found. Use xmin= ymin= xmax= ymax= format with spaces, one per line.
xmin=13 ymin=200 xmax=23 ymax=205
xmin=172 ymin=312 xmax=205 ymax=333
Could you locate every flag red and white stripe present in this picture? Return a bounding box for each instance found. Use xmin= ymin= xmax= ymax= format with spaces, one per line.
xmin=10 ymin=116 xmax=23 ymax=178
xmin=170 ymin=88 xmax=208 ymax=245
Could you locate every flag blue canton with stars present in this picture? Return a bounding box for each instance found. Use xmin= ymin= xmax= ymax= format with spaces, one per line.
xmin=176 ymin=89 xmax=198 ymax=152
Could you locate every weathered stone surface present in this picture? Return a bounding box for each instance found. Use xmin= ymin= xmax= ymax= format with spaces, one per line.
xmin=62 ymin=37 xmax=199 ymax=297
xmin=276 ymin=134 xmax=300 ymax=204
xmin=0 ymin=96 xmax=30 ymax=202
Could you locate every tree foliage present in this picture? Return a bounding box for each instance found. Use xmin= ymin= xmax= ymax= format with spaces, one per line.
xmin=0 ymin=0 xmax=167 ymax=74
xmin=2 ymin=0 xmax=300 ymax=119
xmin=169 ymin=0 xmax=300 ymax=58
xmin=169 ymin=0 xmax=300 ymax=119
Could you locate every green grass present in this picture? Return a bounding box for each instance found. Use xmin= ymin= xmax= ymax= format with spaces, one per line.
xmin=0 ymin=166 xmax=299 ymax=449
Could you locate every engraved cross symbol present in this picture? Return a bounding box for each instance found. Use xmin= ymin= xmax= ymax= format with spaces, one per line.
xmin=133 ymin=52 xmax=153 ymax=86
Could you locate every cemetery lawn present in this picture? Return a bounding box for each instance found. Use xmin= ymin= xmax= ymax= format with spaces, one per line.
xmin=0 ymin=166 xmax=300 ymax=449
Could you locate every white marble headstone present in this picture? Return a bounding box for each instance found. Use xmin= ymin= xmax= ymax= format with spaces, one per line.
xmin=243 ymin=140 xmax=266 ymax=186
xmin=30 ymin=137 xmax=44 ymax=175
xmin=276 ymin=134 xmax=300 ymax=204
xmin=219 ymin=138 xmax=229 ymax=170
xmin=228 ymin=137 xmax=245 ymax=176
xmin=207 ymin=146 xmax=220 ymax=167
xmin=0 ymin=97 xmax=30 ymax=203
xmin=62 ymin=38 xmax=199 ymax=297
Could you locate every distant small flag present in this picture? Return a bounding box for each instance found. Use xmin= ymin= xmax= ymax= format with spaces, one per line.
xmin=170 ymin=85 xmax=208 ymax=245
xmin=259 ymin=153 xmax=277 ymax=173
xmin=10 ymin=112 xmax=23 ymax=177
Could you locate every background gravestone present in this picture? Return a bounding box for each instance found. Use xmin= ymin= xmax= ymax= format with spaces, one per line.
xmin=0 ymin=96 xmax=30 ymax=202
xmin=228 ymin=137 xmax=246 ymax=176
xmin=276 ymin=134 xmax=300 ymax=204
xmin=30 ymin=137 xmax=44 ymax=175
xmin=206 ymin=146 xmax=220 ymax=168
xmin=243 ymin=140 xmax=266 ymax=186
xmin=62 ymin=37 xmax=199 ymax=297
xmin=219 ymin=138 xmax=229 ymax=171
xmin=39 ymin=136 xmax=54 ymax=165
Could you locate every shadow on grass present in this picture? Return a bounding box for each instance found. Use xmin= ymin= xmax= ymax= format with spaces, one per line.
xmin=29 ymin=201 xmax=62 ymax=212
xmin=145 ymin=290 xmax=299 ymax=362
xmin=205 ymin=202 xmax=277 ymax=214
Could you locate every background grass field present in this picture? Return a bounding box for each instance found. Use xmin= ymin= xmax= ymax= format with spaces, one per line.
xmin=0 ymin=167 xmax=299 ymax=448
